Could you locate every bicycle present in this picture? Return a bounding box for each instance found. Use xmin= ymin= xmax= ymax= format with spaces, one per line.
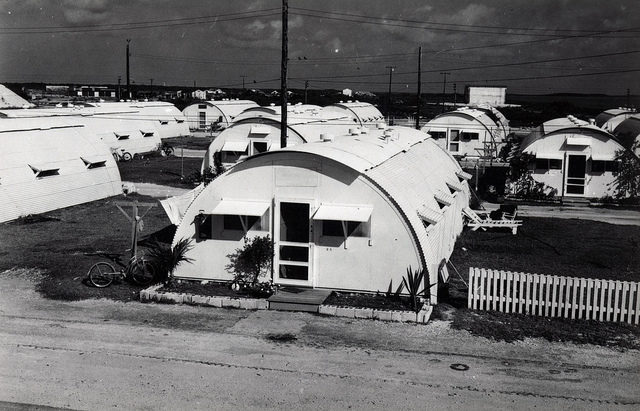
xmin=87 ymin=253 xmax=157 ymax=288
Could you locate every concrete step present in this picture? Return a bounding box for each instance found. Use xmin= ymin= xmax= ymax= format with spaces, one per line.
xmin=267 ymin=287 xmax=332 ymax=313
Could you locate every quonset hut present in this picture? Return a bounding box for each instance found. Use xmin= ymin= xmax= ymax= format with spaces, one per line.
xmin=421 ymin=105 xmax=509 ymax=159
xmin=612 ymin=114 xmax=640 ymax=157
xmin=0 ymin=117 xmax=122 ymax=223
xmin=595 ymin=108 xmax=637 ymax=133
xmin=201 ymin=104 xmax=356 ymax=170
xmin=182 ymin=99 xmax=259 ymax=131
xmin=173 ymin=127 xmax=470 ymax=304
xmin=517 ymin=116 xmax=626 ymax=198
xmin=323 ymin=101 xmax=385 ymax=129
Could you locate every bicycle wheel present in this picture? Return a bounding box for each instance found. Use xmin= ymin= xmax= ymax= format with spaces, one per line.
xmin=129 ymin=258 xmax=157 ymax=286
xmin=88 ymin=262 xmax=116 ymax=288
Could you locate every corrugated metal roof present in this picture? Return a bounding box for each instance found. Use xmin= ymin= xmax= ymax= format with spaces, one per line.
xmin=520 ymin=116 xmax=618 ymax=154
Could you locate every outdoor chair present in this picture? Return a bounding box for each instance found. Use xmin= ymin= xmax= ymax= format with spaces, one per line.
xmin=463 ymin=206 xmax=522 ymax=235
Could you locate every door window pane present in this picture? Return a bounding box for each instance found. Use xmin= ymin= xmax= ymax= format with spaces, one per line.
xmin=280 ymin=245 xmax=309 ymax=262
xmin=279 ymin=264 xmax=308 ymax=280
xmin=279 ymin=202 xmax=309 ymax=243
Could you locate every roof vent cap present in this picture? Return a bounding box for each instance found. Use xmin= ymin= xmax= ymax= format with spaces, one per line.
xmin=320 ymin=133 xmax=334 ymax=142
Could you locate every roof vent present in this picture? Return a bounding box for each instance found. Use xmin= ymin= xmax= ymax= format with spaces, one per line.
xmin=270 ymin=103 xmax=275 ymax=106
xmin=349 ymin=128 xmax=359 ymax=135
xmin=320 ymin=134 xmax=334 ymax=142
xmin=339 ymin=100 xmax=343 ymax=103
xmin=347 ymin=100 xmax=352 ymax=103
xmin=360 ymin=127 xmax=368 ymax=134
xmin=376 ymin=122 xmax=386 ymax=130
xmin=589 ymin=118 xmax=595 ymax=125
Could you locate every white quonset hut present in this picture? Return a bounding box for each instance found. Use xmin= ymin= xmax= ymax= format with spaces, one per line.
xmin=182 ymin=99 xmax=259 ymax=131
xmin=173 ymin=127 xmax=470 ymax=303
xmin=0 ymin=117 xmax=122 ymax=223
xmin=595 ymin=108 xmax=637 ymax=133
xmin=0 ymin=106 xmax=164 ymax=160
xmin=421 ymin=105 xmax=509 ymax=159
xmin=612 ymin=114 xmax=640 ymax=157
xmin=201 ymin=104 xmax=356 ymax=170
xmin=324 ymin=101 xmax=385 ymax=129
xmin=518 ymin=116 xmax=626 ymax=198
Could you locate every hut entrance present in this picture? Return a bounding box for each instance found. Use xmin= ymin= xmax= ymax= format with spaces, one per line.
xmin=275 ymin=201 xmax=312 ymax=285
xmin=565 ymin=154 xmax=586 ymax=196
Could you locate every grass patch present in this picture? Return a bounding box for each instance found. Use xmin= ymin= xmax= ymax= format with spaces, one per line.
xmin=451 ymin=217 xmax=640 ymax=281
xmin=0 ymin=194 xmax=174 ymax=302
xmin=162 ymin=136 xmax=214 ymax=150
xmin=118 ymin=153 xmax=204 ymax=188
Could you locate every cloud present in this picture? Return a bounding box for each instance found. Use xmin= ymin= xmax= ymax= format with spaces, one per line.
xmin=61 ymin=0 xmax=110 ymax=25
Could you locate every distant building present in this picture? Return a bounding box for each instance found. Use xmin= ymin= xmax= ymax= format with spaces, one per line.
xmin=466 ymin=86 xmax=506 ymax=107
xmin=324 ymin=101 xmax=385 ymax=129
xmin=421 ymin=105 xmax=510 ymax=159
xmin=45 ymin=85 xmax=70 ymax=96
xmin=75 ymin=86 xmax=116 ymax=98
xmin=595 ymin=108 xmax=637 ymax=133
xmin=192 ymin=89 xmax=207 ymax=100
xmin=612 ymin=114 xmax=640 ymax=157
xmin=342 ymin=88 xmax=353 ymax=97
xmin=182 ymin=99 xmax=259 ymax=131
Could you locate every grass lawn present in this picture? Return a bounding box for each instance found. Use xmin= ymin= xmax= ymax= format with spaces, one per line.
xmin=436 ymin=217 xmax=640 ymax=349
xmin=450 ymin=217 xmax=640 ymax=282
xmin=162 ymin=135 xmax=214 ymax=150
xmin=0 ymin=194 xmax=174 ymax=302
xmin=118 ymin=153 xmax=204 ymax=188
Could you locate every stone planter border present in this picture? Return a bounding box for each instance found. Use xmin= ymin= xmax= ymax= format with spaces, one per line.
xmin=318 ymin=304 xmax=432 ymax=324
xmin=141 ymin=284 xmax=433 ymax=324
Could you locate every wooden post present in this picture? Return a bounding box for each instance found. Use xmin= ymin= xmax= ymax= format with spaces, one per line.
xmin=415 ymin=46 xmax=422 ymax=130
xmin=280 ymin=0 xmax=288 ymax=149
xmin=115 ymin=201 xmax=156 ymax=259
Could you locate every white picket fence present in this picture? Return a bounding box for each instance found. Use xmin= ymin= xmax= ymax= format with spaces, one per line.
xmin=468 ymin=267 xmax=640 ymax=324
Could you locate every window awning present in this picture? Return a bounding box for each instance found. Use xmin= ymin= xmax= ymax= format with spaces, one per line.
xmin=566 ymin=136 xmax=591 ymax=146
xmin=446 ymin=179 xmax=464 ymax=192
xmin=221 ymin=140 xmax=249 ymax=152
xmin=140 ymin=129 xmax=155 ymax=137
xmin=417 ymin=207 xmax=443 ymax=225
xmin=250 ymin=125 xmax=271 ymax=135
xmin=535 ymin=152 xmax=564 ymax=160
xmin=591 ymin=153 xmax=616 ymax=161
xmin=456 ymin=170 xmax=472 ymax=180
xmin=434 ymin=190 xmax=454 ymax=206
xmin=210 ymin=199 xmax=270 ymax=216
xmin=312 ymin=203 xmax=373 ymax=222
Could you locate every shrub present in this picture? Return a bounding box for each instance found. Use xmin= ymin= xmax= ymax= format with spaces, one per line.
xmin=610 ymin=143 xmax=640 ymax=202
xmin=225 ymin=236 xmax=274 ymax=285
xmin=402 ymin=266 xmax=426 ymax=314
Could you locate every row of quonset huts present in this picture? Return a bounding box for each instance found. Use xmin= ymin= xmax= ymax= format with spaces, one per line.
xmin=1 ymin=96 xmax=638 ymax=303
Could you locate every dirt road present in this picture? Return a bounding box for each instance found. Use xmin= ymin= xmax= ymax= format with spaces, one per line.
xmin=0 ymin=269 xmax=638 ymax=410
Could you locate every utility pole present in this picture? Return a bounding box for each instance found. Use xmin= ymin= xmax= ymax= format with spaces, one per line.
xmin=149 ymin=78 xmax=153 ymax=97
xmin=280 ymin=0 xmax=288 ymax=149
xmin=415 ymin=46 xmax=422 ymax=130
xmin=453 ymin=83 xmax=457 ymax=107
xmin=304 ymin=80 xmax=309 ymax=104
xmin=126 ymin=39 xmax=131 ymax=100
xmin=241 ymin=75 xmax=246 ymax=90
xmin=440 ymin=71 xmax=450 ymax=113
xmin=117 ymin=76 xmax=121 ymax=101
xmin=386 ymin=65 xmax=395 ymax=122
xmin=627 ymin=88 xmax=631 ymax=108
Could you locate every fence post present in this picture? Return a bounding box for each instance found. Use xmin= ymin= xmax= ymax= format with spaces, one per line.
xmin=585 ymin=279 xmax=593 ymax=320
xmin=550 ymin=276 xmax=558 ymax=317
xmin=479 ymin=268 xmax=486 ymax=310
xmin=468 ymin=267 xmax=474 ymax=309
xmin=598 ymin=279 xmax=607 ymax=322
xmin=607 ymin=280 xmax=615 ymax=322
xmin=614 ymin=281 xmax=622 ymax=322
xmin=622 ymin=282 xmax=630 ymax=323
xmin=518 ymin=272 xmax=525 ymax=314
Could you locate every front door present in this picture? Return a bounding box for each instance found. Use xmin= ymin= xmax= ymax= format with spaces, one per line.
xmin=274 ymin=201 xmax=312 ymax=285
xmin=565 ymin=155 xmax=586 ymax=196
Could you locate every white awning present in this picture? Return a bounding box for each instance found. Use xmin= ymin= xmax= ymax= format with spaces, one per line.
xmin=566 ymin=136 xmax=591 ymax=146
xmin=446 ymin=179 xmax=463 ymax=192
xmin=210 ymin=199 xmax=270 ymax=216
xmin=535 ymin=152 xmax=564 ymax=160
xmin=312 ymin=203 xmax=373 ymax=222
xmin=456 ymin=170 xmax=472 ymax=180
xmin=221 ymin=140 xmax=249 ymax=152
xmin=250 ymin=125 xmax=271 ymax=135
xmin=591 ymin=153 xmax=616 ymax=161
xmin=417 ymin=207 xmax=443 ymax=225
xmin=434 ymin=190 xmax=454 ymax=206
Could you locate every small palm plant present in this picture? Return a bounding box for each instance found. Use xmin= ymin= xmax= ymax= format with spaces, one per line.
xmin=146 ymin=238 xmax=194 ymax=285
xmin=402 ymin=266 xmax=426 ymax=314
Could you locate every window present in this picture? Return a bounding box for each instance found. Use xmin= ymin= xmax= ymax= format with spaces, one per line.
xmin=140 ymin=130 xmax=154 ymax=137
xmin=159 ymin=120 xmax=169 ymax=125
xmin=550 ymin=159 xmax=562 ymax=170
xmin=197 ymin=215 xmax=213 ymax=239
xmin=449 ymin=143 xmax=459 ymax=152
xmin=115 ymin=132 xmax=130 ymax=140
xmin=461 ymin=132 xmax=479 ymax=141
xmin=198 ymin=104 xmax=207 ymax=109
xmin=593 ymin=160 xmax=618 ymax=173
xmin=29 ymin=165 xmax=60 ymax=178
xmin=81 ymin=157 xmax=107 ymax=169
xmin=606 ymin=161 xmax=619 ymax=172
xmin=450 ymin=130 xmax=460 ymax=141
xmin=223 ymin=214 xmax=268 ymax=232
xmin=430 ymin=131 xmax=445 ymax=140
xmin=321 ymin=220 xmax=368 ymax=237
xmin=252 ymin=141 xmax=269 ymax=154
xmin=535 ymin=159 xmax=550 ymax=170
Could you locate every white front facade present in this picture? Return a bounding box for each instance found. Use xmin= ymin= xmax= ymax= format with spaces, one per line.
xmin=174 ymin=128 xmax=470 ymax=302
xmin=182 ymin=100 xmax=259 ymax=131
xmin=467 ymin=86 xmax=506 ymax=106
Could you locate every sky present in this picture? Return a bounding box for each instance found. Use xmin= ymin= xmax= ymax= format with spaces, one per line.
xmin=0 ymin=0 xmax=638 ymax=95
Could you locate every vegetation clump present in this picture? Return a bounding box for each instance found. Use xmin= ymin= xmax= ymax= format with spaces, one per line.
xmin=226 ymin=235 xmax=275 ymax=297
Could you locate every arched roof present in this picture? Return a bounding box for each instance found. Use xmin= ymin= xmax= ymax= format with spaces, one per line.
xmin=519 ymin=116 xmax=622 ymax=154
xmin=613 ymin=114 xmax=640 ymax=153
xmin=423 ymin=106 xmax=509 ymax=140
xmin=184 ymin=100 xmax=259 ymax=124
xmin=595 ymin=108 xmax=637 ymax=128
xmin=0 ymin=85 xmax=33 ymax=109
xmin=324 ymin=101 xmax=384 ymax=125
